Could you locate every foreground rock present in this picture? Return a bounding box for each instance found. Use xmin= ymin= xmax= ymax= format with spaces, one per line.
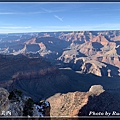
xmin=47 ymin=85 xmax=120 ymax=116
xmin=0 ymin=88 xmax=50 ymax=117
xmin=0 ymin=88 xmax=9 ymax=115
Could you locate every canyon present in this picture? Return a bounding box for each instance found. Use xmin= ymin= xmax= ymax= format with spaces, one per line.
xmin=0 ymin=30 xmax=120 ymax=117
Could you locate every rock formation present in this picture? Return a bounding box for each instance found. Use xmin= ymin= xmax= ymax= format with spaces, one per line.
xmin=47 ymin=85 xmax=120 ymax=116
xmin=0 ymin=88 xmax=50 ymax=116
xmin=0 ymin=88 xmax=9 ymax=115
xmin=0 ymin=30 xmax=120 ymax=77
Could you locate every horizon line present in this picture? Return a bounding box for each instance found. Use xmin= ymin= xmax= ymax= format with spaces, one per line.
xmin=0 ymin=29 xmax=120 ymax=34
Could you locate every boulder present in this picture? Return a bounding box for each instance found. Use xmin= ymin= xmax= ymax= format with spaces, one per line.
xmin=89 ymin=85 xmax=105 ymax=95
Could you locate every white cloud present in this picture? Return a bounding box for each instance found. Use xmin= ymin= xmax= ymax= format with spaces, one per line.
xmin=0 ymin=11 xmax=46 ymax=15
xmin=0 ymin=26 xmax=31 ymax=29
xmin=36 ymin=23 xmax=120 ymax=31
xmin=0 ymin=12 xmax=16 ymax=15
xmin=1 ymin=23 xmax=120 ymax=33
xmin=0 ymin=7 xmax=64 ymax=15
xmin=41 ymin=8 xmax=65 ymax=13
xmin=54 ymin=15 xmax=63 ymax=22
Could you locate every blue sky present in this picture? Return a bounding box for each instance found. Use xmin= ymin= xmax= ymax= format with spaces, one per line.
xmin=0 ymin=2 xmax=120 ymax=33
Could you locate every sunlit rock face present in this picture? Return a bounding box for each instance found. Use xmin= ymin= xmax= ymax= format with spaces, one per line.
xmin=0 ymin=31 xmax=120 ymax=77
xmin=47 ymin=85 xmax=120 ymax=116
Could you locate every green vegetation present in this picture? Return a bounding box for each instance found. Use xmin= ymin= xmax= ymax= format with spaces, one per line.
xmin=23 ymin=98 xmax=34 ymax=116
xmin=8 ymin=89 xmax=23 ymax=101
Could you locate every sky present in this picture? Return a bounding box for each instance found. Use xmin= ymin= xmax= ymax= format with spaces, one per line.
xmin=0 ymin=2 xmax=120 ymax=33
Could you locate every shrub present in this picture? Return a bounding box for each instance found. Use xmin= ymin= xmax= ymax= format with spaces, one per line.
xmin=8 ymin=89 xmax=23 ymax=100
xmin=23 ymin=98 xmax=34 ymax=116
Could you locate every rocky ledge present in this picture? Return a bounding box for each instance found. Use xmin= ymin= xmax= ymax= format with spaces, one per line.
xmin=47 ymin=85 xmax=120 ymax=116
xmin=1 ymin=85 xmax=120 ymax=117
xmin=0 ymin=88 xmax=50 ymax=117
